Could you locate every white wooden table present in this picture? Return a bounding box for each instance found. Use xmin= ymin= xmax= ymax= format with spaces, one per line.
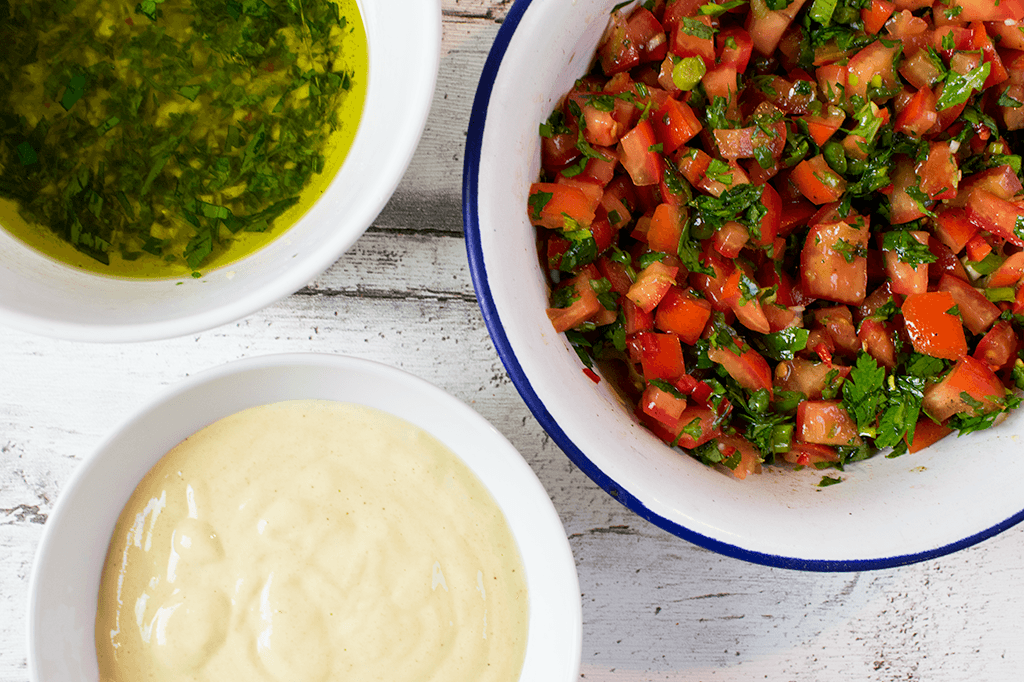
xmin=3 ymin=2 xmax=1024 ymax=680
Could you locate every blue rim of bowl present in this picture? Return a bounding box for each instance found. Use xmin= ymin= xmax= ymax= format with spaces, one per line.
xmin=461 ymin=0 xmax=1024 ymax=572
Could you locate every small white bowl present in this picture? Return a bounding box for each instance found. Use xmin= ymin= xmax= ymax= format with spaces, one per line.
xmin=0 ymin=0 xmax=440 ymax=342
xmin=463 ymin=0 xmax=1024 ymax=570
xmin=27 ymin=354 xmax=581 ymax=681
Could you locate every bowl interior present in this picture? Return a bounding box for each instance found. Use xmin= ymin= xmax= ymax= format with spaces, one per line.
xmin=0 ymin=0 xmax=440 ymax=342
xmin=465 ymin=0 xmax=1024 ymax=570
xmin=28 ymin=353 xmax=581 ymax=682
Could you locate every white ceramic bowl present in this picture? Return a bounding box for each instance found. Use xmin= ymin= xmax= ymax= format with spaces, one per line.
xmin=0 ymin=0 xmax=440 ymax=342
xmin=27 ymin=353 xmax=581 ymax=681
xmin=463 ymin=0 xmax=1024 ymax=571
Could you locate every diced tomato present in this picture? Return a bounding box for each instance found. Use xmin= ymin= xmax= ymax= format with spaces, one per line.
xmin=529 ymin=182 xmax=596 ymax=230
xmin=717 ymin=434 xmax=763 ymax=480
xmin=813 ymin=306 xmax=859 ymax=356
xmin=670 ymin=14 xmax=714 ymax=66
xmin=905 ymin=418 xmax=952 ymax=454
xmin=889 ymin=155 xmax=930 ymax=224
xmin=861 ymin=0 xmax=895 ymax=35
xmin=902 ymin=291 xmax=969 ymax=360
xmin=816 ymin=63 xmax=848 ymax=106
xmin=882 ymin=230 xmax=930 ymax=295
xmin=641 ymin=383 xmax=688 ymax=427
xmin=987 ymin=252 xmax=1024 ymax=289
xmin=923 ymin=355 xmax=1007 ymax=421
xmin=717 ymin=27 xmax=754 ymax=72
xmin=933 ymin=207 xmax=979 ymax=254
xmin=894 ymin=87 xmax=937 ymax=137
xmin=652 ymin=98 xmax=702 ymax=154
xmin=701 ymin=64 xmax=739 ymax=104
xmin=627 ymin=7 xmax=668 ymax=64
xmin=782 ymin=442 xmax=840 ymax=466
xmin=547 ymin=273 xmax=602 ymax=333
xmin=713 ymin=220 xmax=749 ymax=258
xmin=969 ymin=22 xmax=1009 ymax=90
xmin=974 ymin=320 xmax=1018 ymax=371
xmin=635 ymin=331 xmax=686 ymax=381
xmin=801 ymin=219 xmax=869 ymax=305
xmin=720 ymin=269 xmax=771 ymax=334
xmin=791 ymin=155 xmax=846 ymax=204
xmin=623 ymin=297 xmax=654 ymax=335
xmin=774 ymin=359 xmax=852 ymax=398
xmin=928 ymin=237 xmax=970 ymax=283
xmin=647 ymin=203 xmax=685 ymax=253
xmin=627 ymin=260 xmax=678 ymax=312
xmin=796 ymin=400 xmax=862 ymax=446
xmin=707 ymin=342 xmax=774 ymax=395
xmin=801 ymin=105 xmax=846 ymax=146
xmin=954 ymin=165 xmax=1024 ymax=207
xmin=858 ymin=318 xmax=897 ymax=368
xmin=964 ymin=188 xmax=1024 ymax=248
xmin=846 ymin=40 xmax=901 ymax=103
xmin=642 ymin=404 xmax=721 ymax=449
xmin=746 ymin=0 xmax=809 ymax=56
xmin=899 ymin=49 xmax=946 ymax=91
xmin=598 ymin=11 xmax=640 ymax=75
xmin=937 ymin=273 xmax=1001 ymax=336
xmin=655 ymin=286 xmax=712 ymax=344
xmin=946 ymin=0 xmax=1024 ymax=24
xmin=618 ymin=120 xmax=663 ymax=187
xmin=596 ymin=255 xmax=633 ymax=295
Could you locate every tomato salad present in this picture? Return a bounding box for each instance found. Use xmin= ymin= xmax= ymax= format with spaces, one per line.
xmin=529 ymin=0 xmax=1024 ymax=480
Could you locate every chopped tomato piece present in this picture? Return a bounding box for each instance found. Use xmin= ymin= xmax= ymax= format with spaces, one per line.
xmin=707 ymin=342 xmax=774 ymax=395
xmin=796 ymin=400 xmax=862 ymax=446
xmin=782 ymin=442 xmax=840 ymax=466
xmin=646 ymin=203 xmax=685 ymax=253
xmin=641 ymin=383 xmax=688 ymax=427
xmin=905 ymin=418 xmax=952 ymax=454
xmin=618 ymin=120 xmax=663 ymax=187
xmin=655 ymin=286 xmax=712 ymax=344
xmin=717 ymin=434 xmax=763 ymax=480
xmin=547 ymin=273 xmax=602 ymax=333
xmin=974 ymin=320 xmax=1017 ymax=371
xmin=861 ymin=0 xmax=895 ymax=35
xmin=774 ymin=359 xmax=851 ymax=398
xmin=791 ymin=155 xmax=846 ymax=204
xmin=801 ymin=219 xmax=869 ymax=305
xmin=627 ymin=260 xmax=678 ymax=313
xmin=923 ymin=356 xmax=1007 ymax=422
xmin=965 ymin=189 xmax=1024 ymax=249
xmin=937 ymin=274 xmax=1000 ymax=336
xmin=902 ymin=291 xmax=969 ymax=360
xmin=529 ymin=182 xmax=596 ymax=230
xmin=652 ymin=98 xmax=702 ymax=154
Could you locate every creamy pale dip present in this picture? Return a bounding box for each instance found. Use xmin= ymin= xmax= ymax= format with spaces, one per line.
xmin=95 ymin=400 xmax=529 ymax=682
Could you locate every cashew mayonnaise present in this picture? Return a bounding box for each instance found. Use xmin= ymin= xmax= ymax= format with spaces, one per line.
xmin=95 ymin=400 xmax=528 ymax=682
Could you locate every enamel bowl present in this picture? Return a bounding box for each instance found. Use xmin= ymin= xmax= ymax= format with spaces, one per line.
xmin=27 ymin=353 xmax=581 ymax=681
xmin=462 ymin=0 xmax=1024 ymax=571
xmin=0 ymin=0 xmax=439 ymax=342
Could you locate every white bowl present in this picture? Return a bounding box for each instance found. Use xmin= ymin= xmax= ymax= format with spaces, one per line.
xmin=27 ymin=354 xmax=581 ymax=681
xmin=0 ymin=0 xmax=440 ymax=342
xmin=462 ymin=0 xmax=1024 ymax=570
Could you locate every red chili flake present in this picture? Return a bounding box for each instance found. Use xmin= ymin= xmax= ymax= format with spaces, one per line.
xmin=43 ymin=102 xmax=51 ymax=109
xmin=583 ymin=368 xmax=601 ymax=384
xmin=264 ymin=62 xmax=275 ymax=72
xmin=125 ymin=16 xmax=134 ymax=26
xmin=814 ymin=343 xmax=833 ymax=367
xmin=244 ymin=111 xmax=254 ymax=122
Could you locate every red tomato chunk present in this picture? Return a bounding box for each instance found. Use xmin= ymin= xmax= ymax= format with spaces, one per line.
xmin=531 ymin=0 xmax=1024 ymax=480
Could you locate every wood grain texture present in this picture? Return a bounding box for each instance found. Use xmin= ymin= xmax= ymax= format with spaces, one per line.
xmin=3 ymin=1 xmax=1024 ymax=681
